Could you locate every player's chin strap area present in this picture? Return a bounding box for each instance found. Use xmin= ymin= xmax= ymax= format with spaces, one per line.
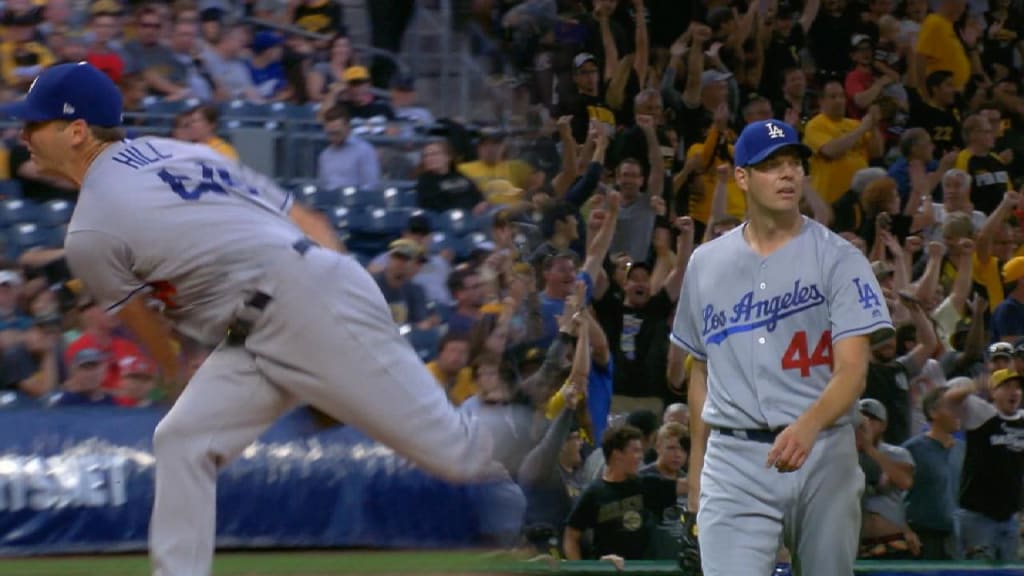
xmin=225 ymin=237 xmax=318 ymax=346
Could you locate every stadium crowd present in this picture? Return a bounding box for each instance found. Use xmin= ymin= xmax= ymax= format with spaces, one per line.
xmin=2 ymin=0 xmax=1024 ymax=569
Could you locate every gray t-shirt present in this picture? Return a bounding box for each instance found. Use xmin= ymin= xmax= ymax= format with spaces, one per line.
xmin=862 ymin=442 xmax=915 ymax=526
xmin=200 ymin=47 xmax=255 ymax=99
xmin=610 ymin=193 xmax=656 ymax=263
xmin=65 ymin=137 xmax=298 ymax=346
xmin=122 ymin=41 xmax=182 ymax=80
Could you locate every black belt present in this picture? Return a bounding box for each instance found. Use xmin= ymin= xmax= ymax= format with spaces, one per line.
xmin=715 ymin=427 xmax=783 ymax=443
xmin=225 ymin=238 xmax=316 ymax=345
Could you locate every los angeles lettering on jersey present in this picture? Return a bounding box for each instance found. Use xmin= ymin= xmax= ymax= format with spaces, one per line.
xmin=701 ymin=280 xmax=826 ymax=345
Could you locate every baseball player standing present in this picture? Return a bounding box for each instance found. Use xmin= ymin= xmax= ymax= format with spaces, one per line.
xmin=1 ymin=63 xmax=503 ymax=576
xmin=671 ymin=119 xmax=895 ymax=575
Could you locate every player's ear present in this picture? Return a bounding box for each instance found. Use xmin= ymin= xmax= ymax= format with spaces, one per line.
xmin=734 ymin=166 xmax=749 ymax=192
xmin=68 ymin=119 xmax=90 ymax=146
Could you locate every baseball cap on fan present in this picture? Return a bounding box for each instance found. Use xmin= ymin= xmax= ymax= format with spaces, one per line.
xmin=733 ymin=119 xmax=811 ymax=168
xmin=0 ymin=62 xmax=123 ymax=128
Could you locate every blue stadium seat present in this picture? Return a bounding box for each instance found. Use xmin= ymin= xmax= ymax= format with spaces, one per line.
xmin=7 ymin=222 xmax=56 ymax=254
xmin=349 ymin=207 xmax=413 ymax=236
xmin=338 ymin=186 xmax=386 ymax=209
xmin=327 ymin=205 xmax=353 ymax=231
xmin=295 ymin=185 xmax=345 ymax=209
xmin=379 ymin=182 xmax=418 ymax=209
xmin=403 ymin=325 xmax=442 ymax=362
xmin=39 ymin=199 xmax=75 ymax=227
xmin=428 ymin=231 xmax=455 ymax=256
xmin=0 ymin=180 xmax=23 ymax=199
xmin=143 ymin=98 xmax=196 ymax=118
xmin=436 ymin=209 xmax=480 ymax=236
xmin=221 ymin=100 xmax=271 ymax=128
xmin=0 ymin=198 xmax=40 ymax=226
xmin=282 ymin=103 xmax=318 ymax=121
xmin=455 ymin=232 xmax=493 ymax=260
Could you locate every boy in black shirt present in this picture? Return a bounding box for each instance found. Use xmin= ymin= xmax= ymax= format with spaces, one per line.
xmin=564 ymin=425 xmax=684 ymax=561
xmin=908 ymin=71 xmax=963 ymax=160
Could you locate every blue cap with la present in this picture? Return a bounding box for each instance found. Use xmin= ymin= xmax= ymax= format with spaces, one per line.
xmin=0 ymin=62 xmax=123 ymax=128
xmin=733 ymin=119 xmax=811 ymax=168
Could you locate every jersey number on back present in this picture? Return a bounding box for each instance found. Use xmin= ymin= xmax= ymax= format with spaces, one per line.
xmin=781 ymin=331 xmax=832 ymax=377
xmin=158 ymin=162 xmax=257 ymax=201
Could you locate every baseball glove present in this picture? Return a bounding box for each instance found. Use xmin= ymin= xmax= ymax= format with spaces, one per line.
xmin=678 ymin=509 xmax=702 ymax=575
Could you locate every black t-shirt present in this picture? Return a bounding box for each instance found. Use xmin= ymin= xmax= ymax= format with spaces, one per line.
xmin=808 ymin=9 xmax=857 ymax=78
xmin=960 ymin=411 xmax=1024 ymax=521
xmin=865 ymin=360 xmax=913 ymax=446
xmin=607 ymin=125 xmax=675 ymax=177
xmin=907 ymin=89 xmax=963 ymax=159
xmin=595 ymin=289 xmax=673 ymax=399
xmin=293 ymin=0 xmax=345 ymax=36
xmin=560 ymin=91 xmax=618 ymax=145
xmin=675 ymin=103 xmax=713 ymax=159
xmin=831 ymin=190 xmax=864 ymax=235
xmin=7 ymin=144 xmax=76 ymax=203
xmin=566 ymin=475 xmax=678 ymax=559
xmin=962 ymin=152 xmax=1012 ymax=216
xmin=416 ymin=172 xmax=483 ymax=213
xmin=761 ymin=25 xmax=807 ymax=98
xmin=348 ymin=97 xmax=395 ymax=120
xmin=646 ymin=0 xmax=692 ymax=50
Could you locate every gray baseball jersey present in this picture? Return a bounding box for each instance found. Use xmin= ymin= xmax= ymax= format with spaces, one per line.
xmin=65 ymin=137 xmax=300 ymax=345
xmin=671 ymin=217 xmax=894 ymax=430
xmin=62 ymin=136 xmax=512 ymax=576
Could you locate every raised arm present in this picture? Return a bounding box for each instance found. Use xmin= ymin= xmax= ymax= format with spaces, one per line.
xmin=632 ymin=0 xmax=649 ymax=86
xmin=819 ymin=107 xmax=877 ymax=160
xmin=798 ymin=0 xmax=821 ymax=34
xmin=913 ymin=241 xmax=945 ymax=303
xmin=552 ymin=116 xmax=580 ymax=197
xmin=639 ymin=116 xmax=665 ymax=198
xmin=682 ymin=25 xmax=711 ymax=108
xmin=664 ymin=217 xmax=696 ymax=302
xmin=582 ymin=191 xmax=621 ymax=282
xmin=976 ymin=189 xmax=1019 ymax=263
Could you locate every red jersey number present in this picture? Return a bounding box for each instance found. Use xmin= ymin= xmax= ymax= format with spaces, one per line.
xmin=781 ymin=331 xmax=833 ymax=377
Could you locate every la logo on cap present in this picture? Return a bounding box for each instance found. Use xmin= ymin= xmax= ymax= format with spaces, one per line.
xmin=766 ymin=122 xmax=785 ymax=139
xmin=63 ymin=103 xmax=75 ymax=115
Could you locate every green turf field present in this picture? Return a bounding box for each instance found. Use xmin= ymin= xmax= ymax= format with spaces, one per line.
xmin=0 ymin=551 xmax=512 ymax=576
xmin=3 ymin=554 xmax=1024 ymax=576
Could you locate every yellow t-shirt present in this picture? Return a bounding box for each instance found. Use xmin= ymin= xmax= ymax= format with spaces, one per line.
xmin=207 ymin=137 xmax=239 ymax=162
xmin=939 ymin=253 xmax=1002 ymax=314
xmin=426 ymin=362 xmax=477 ymax=406
xmin=544 ymin=381 xmax=593 ymax=444
xmin=685 ymin=143 xmax=747 ymax=225
xmin=803 ymin=114 xmax=871 ymax=205
xmin=0 ymin=41 xmax=54 ymax=87
xmin=457 ymin=160 xmax=534 ymax=191
xmin=916 ymin=13 xmax=971 ymax=91
xmin=0 ymin=146 xmax=9 ymax=181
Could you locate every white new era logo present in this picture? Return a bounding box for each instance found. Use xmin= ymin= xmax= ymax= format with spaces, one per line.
xmin=766 ymin=122 xmax=786 ymax=139
xmin=62 ymin=103 xmax=75 ymax=115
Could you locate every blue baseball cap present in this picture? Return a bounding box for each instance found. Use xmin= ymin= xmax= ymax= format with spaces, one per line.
xmin=0 ymin=62 xmax=123 ymax=128
xmin=734 ymin=119 xmax=810 ymax=168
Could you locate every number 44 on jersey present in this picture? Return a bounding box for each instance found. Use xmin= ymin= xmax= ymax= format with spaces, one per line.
xmin=783 ymin=331 xmax=832 ymax=377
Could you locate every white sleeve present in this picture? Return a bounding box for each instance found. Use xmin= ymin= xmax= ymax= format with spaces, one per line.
xmin=962 ymin=394 xmax=997 ymax=431
xmin=64 ymin=229 xmax=147 ymax=313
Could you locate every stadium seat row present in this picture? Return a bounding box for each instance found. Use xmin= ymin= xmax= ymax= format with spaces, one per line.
xmin=0 ymin=198 xmax=75 ymax=227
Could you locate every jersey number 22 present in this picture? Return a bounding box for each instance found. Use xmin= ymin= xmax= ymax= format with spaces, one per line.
xmin=782 ymin=331 xmax=833 ymax=377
